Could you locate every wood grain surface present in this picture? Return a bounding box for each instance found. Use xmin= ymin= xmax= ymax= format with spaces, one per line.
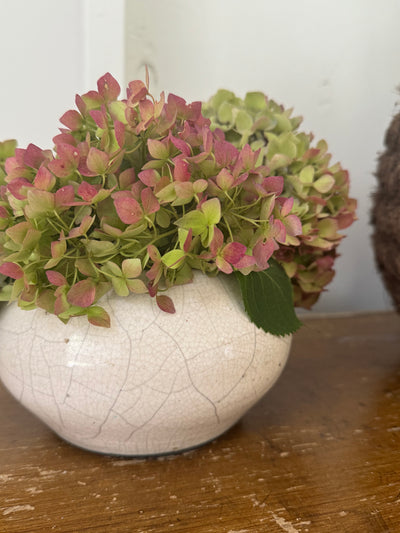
xmin=0 ymin=311 xmax=400 ymax=533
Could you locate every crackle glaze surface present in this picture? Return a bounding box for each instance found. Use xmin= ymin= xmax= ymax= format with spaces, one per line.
xmin=0 ymin=274 xmax=291 ymax=456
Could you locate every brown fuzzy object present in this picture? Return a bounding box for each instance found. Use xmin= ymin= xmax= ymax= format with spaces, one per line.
xmin=372 ymin=112 xmax=400 ymax=310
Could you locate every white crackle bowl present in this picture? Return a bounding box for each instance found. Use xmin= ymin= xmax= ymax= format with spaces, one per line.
xmin=0 ymin=273 xmax=291 ymax=456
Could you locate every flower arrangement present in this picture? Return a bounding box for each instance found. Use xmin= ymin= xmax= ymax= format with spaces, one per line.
xmin=0 ymin=74 xmax=355 ymax=336
xmin=202 ymin=90 xmax=357 ymax=308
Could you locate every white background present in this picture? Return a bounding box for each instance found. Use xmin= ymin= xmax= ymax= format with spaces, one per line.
xmin=1 ymin=0 xmax=399 ymax=313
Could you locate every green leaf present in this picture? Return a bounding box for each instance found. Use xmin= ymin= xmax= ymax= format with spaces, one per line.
xmin=58 ymin=305 xmax=87 ymax=319
xmin=156 ymin=182 xmax=176 ymax=203
xmin=25 ymin=189 xmax=55 ymax=218
xmin=201 ymin=198 xmax=221 ymax=226
xmin=279 ymin=136 xmax=297 ymax=159
xmin=126 ymin=278 xmax=147 ymax=293
xmin=87 ymin=306 xmax=111 ymax=328
xmin=6 ymin=221 xmax=31 ymax=244
xmin=87 ymin=147 xmax=109 ymax=175
xmin=0 ymin=139 xmax=17 ymax=161
xmin=155 ymin=208 xmax=171 ymax=228
xmin=0 ymin=284 xmax=13 ymax=301
xmin=86 ymin=240 xmax=116 ymax=258
xmin=266 ymin=132 xmax=297 ymax=160
xmin=274 ymin=113 xmax=293 ymax=133
xmin=176 ymin=210 xmax=207 ymax=235
xmin=161 ymin=249 xmax=185 ymax=269
xmin=244 ymin=92 xmax=267 ymax=112
xmin=109 ymin=101 xmax=128 ymax=124
xmin=11 ymin=277 xmax=25 ymax=301
xmin=235 ymin=258 xmax=301 ymax=336
xmin=299 ymin=165 xmax=315 ymax=185
xmin=147 ymin=139 xmax=169 ymax=160
xmin=211 ymin=89 xmax=236 ymax=110
xmin=178 ymin=228 xmax=189 ymax=250
xmin=91 ymin=188 xmax=113 ymax=204
xmin=102 ymin=261 xmax=122 ymax=277
xmin=217 ymin=101 xmax=233 ymax=124
xmin=235 ymin=110 xmax=253 ymax=134
xmin=313 ymin=174 xmax=335 ymax=193
xmin=122 ymin=258 xmax=142 ymax=278
xmin=111 ymin=276 xmax=129 ymax=297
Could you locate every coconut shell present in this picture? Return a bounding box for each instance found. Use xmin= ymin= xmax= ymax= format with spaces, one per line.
xmin=372 ymin=111 xmax=400 ymax=310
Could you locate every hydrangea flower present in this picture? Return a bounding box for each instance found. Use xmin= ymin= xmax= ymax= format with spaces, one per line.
xmin=0 ymin=74 xmax=301 ymax=328
xmin=202 ymin=90 xmax=357 ymax=308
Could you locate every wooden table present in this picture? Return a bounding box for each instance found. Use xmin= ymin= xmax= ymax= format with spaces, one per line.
xmin=1 ymin=312 xmax=400 ymax=532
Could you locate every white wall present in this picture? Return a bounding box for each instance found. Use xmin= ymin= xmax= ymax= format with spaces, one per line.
xmin=126 ymin=0 xmax=400 ymax=313
xmin=0 ymin=0 xmax=125 ymax=148
xmin=0 ymin=1 xmax=84 ymax=148
xmin=1 ymin=0 xmax=399 ymax=313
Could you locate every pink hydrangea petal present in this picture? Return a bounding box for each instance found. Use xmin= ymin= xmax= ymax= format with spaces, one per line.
xmin=214 ymin=140 xmax=238 ymax=167
xmin=284 ymin=214 xmax=302 ymax=236
xmin=168 ymin=134 xmax=191 ymax=156
xmin=216 ymin=256 xmax=233 ymax=274
xmin=55 ymin=185 xmax=75 ymax=207
xmin=114 ymin=196 xmax=143 ymax=224
xmin=183 ymin=228 xmax=193 ymax=253
xmin=234 ymin=255 xmax=256 ymax=269
xmin=114 ymin=120 xmax=126 ymax=149
xmin=141 ymin=187 xmax=160 ymax=215
xmin=8 ymin=178 xmax=33 ymax=200
xmin=280 ymin=196 xmax=294 ymax=217
xmin=78 ymin=181 xmax=98 ymax=201
xmin=138 ymin=169 xmax=160 ymax=187
xmin=34 ymin=166 xmax=55 ymax=191
xmin=90 ymin=108 xmax=108 ymax=129
xmin=67 ymin=279 xmax=96 ymax=308
xmin=209 ymin=227 xmax=224 ymax=256
xmin=263 ymin=176 xmax=284 ymax=195
xmin=127 ymin=80 xmax=148 ymax=106
xmin=221 ymin=242 xmax=247 ymax=265
xmin=253 ymin=240 xmax=275 ymax=270
xmin=46 ymin=270 xmax=67 ymax=287
xmin=272 ymin=219 xmax=287 ymax=243
xmin=59 ymin=109 xmax=83 ymax=130
xmin=97 ymin=72 xmax=121 ymax=102
xmin=173 ymin=158 xmax=191 ymax=182
xmin=23 ymin=144 xmax=47 ymax=169
xmin=0 ymin=262 xmax=24 ymax=279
